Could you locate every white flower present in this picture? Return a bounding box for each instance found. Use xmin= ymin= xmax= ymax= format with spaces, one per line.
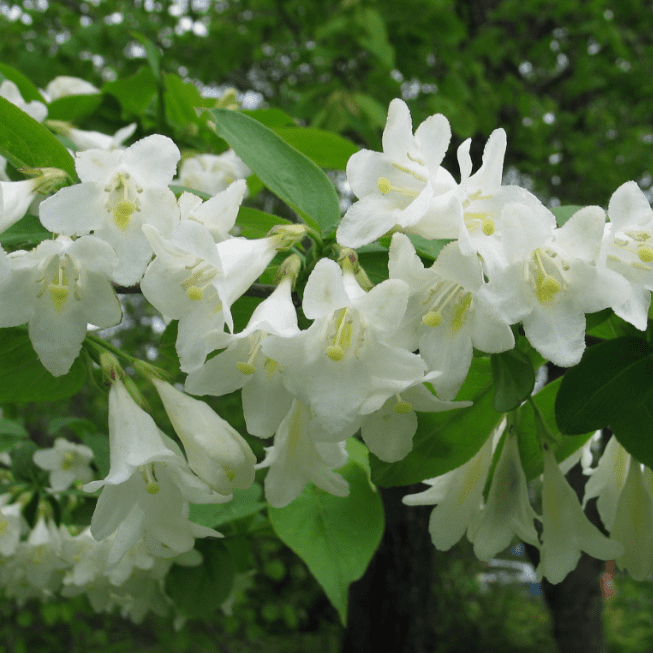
xmin=582 ymin=435 xmax=630 ymax=531
xmin=178 ymin=150 xmax=250 ymax=196
xmin=610 ymin=457 xmax=653 ymax=580
xmin=33 ymin=437 xmax=94 ymax=491
xmin=389 ymin=232 xmax=514 ymax=399
xmin=0 ymin=80 xmax=47 ymax=122
xmin=178 ymin=179 xmax=247 ymax=242
xmin=599 ymin=181 xmax=653 ymax=329
xmin=257 ymin=399 xmax=349 ymax=508
xmin=337 ymin=98 xmax=456 ymax=248
xmin=479 ymin=205 xmax=630 ymax=366
xmin=0 ymin=496 xmax=24 ymax=556
xmin=0 ymin=235 xmax=121 ymax=376
xmin=152 ymin=378 xmax=257 ymax=495
xmin=84 ymin=380 xmax=227 ymax=563
xmin=536 ymin=444 xmax=624 ymax=584
xmin=43 ymin=76 xmax=100 ymax=101
xmin=39 ymin=135 xmax=181 ymax=286
xmin=66 ymin=123 xmax=137 ymax=152
xmin=262 ymin=258 xmax=427 ymax=434
xmin=467 ymin=427 xmax=540 ymax=561
xmin=184 ymin=275 xmax=299 ymax=437
xmin=403 ymin=429 xmax=497 ymax=550
xmin=141 ymin=221 xmax=283 ymax=371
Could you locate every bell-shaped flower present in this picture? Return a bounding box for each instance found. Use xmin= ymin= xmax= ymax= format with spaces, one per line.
xmin=479 ymin=205 xmax=630 ymax=366
xmin=599 ymin=181 xmax=653 ymax=329
xmin=262 ymin=258 xmax=427 ymax=434
xmin=33 ymin=437 xmax=94 ymax=491
xmin=609 ymin=457 xmax=653 ymax=580
xmin=84 ymin=380 xmax=227 ymax=563
xmin=141 ymin=221 xmax=290 ymax=371
xmin=389 ymin=233 xmax=514 ymax=399
xmin=536 ymin=444 xmax=624 ymax=584
xmin=39 ymin=135 xmax=181 ymax=286
xmin=467 ymin=428 xmax=541 ymax=561
xmin=0 ymin=235 xmax=121 ymax=376
xmin=178 ymin=150 xmax=251 ymax=196
xmin=152 ymin=378 xmax=257 ymax=495
xmin=184 ymin=275 xmax=299 ymax=437
xmin=178 ymin=178 xmax=247 ymax=242
xmin=256 ymin=399 xmax=350 ymax=508
xmin=403 ymin=428 xmax=498 ymax=550
xmin=582 ymin=435 xmax=630 ymax=531
xmin=337 ymin=98 xmax=457 ymax=248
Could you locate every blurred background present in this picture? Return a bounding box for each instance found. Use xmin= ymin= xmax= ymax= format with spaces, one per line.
xmin=1 ymin=1 xmax=653 ymax=651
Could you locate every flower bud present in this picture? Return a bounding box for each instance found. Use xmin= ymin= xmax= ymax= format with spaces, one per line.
xmin=153 ymin=378 xmax=256 ymax=495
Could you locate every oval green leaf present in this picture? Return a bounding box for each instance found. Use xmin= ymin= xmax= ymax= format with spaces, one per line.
xmin=209 ymin=108 xmax=341 ymax=235
xmin=268 ymin=460 xmax=384 ymax=624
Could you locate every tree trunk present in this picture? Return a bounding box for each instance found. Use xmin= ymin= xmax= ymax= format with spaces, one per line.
xmin=341 ymin=485 xmax=438 ymax=653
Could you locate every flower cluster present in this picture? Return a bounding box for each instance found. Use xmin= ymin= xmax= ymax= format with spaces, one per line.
xmin=1 ymin=75 xmax=653 ymax=612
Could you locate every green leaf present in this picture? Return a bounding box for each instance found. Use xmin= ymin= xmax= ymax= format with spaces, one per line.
xmin=166 ymin=540 xmax=235 ymax=619
xmin=208 ymin=109 xmax=341 ymax=235
xmin=268 ymin=460 xmax=384 ymax=624
xmin=103 ymin=66 xmax=157 ymax=119
xmin=273 ymin=127 xmax=358 ymax=170
xmin=164 ymin=73 xmax=211 ymax=128
xmin=0 ymin=63 xmax=46 ymax=103
xmin=551 ymin=205 xmax=584 ymax=227
xmin=190 ymin=483 xmax=266 ymax=529
xmin=370 ymin=357 xmax=503 ymax=487
xmin=0 ymin=327 xmax=86 ymax=403
xmin=0 ymin=96 xmax=76 ymax=180
xmin=515 ymin=378 xmax=594 ymax=481
xmin=491 ymin=348 xmax=535 ymax=412
xmin=555 ymin=336 xmax=653 ymax=436
xmin=0 ymin=214 xmax=51 ymax=250
xmin=235 ymin=207 xmax=292 ymax=239
xmin=46 ymin=94 xmax=102 ymax=122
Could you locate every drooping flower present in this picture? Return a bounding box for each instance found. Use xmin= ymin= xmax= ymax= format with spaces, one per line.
xmin=403 ymin=428 xmax=498 ymax=551
xmin=152 ymin=378 xmax=257 ymax=495
xmin=39 ymin=135 xmax=181 ymax=285
xmin=84 ymin=380 xmax=227 ymax=563
xmin=536 ymin=444 xmax=624 ymax=584
xmin=467 ymin=427 xmax=540 ymax=561
xmin=609 ymin=456 xmax=653 ymax=581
